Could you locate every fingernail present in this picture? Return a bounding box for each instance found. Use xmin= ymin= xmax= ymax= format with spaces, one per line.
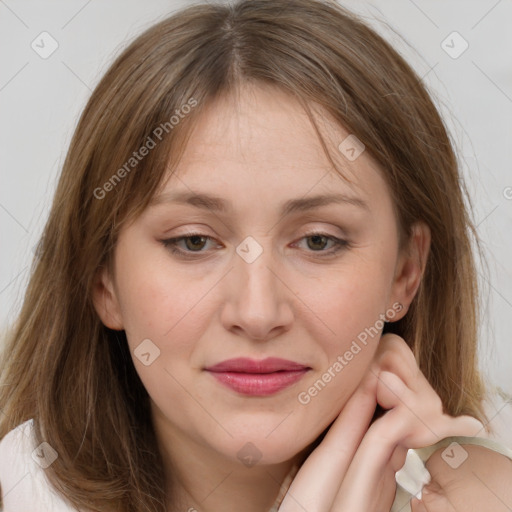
xmin=422 ymin=479 xmax=441 ymax=495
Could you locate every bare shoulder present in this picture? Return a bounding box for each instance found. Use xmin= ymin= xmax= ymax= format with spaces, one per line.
xmin=422 ymin=443 xmax=512 ymax=511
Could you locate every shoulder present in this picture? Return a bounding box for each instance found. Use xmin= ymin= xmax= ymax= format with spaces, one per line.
xmin=393 ymin=388 xmax=512 ymax=511
xmin=0 ymin=419 xmax=80 ymax=511
xmin=482 ymin=385 xmax=512 ymax=447
xmin=0 ymin=419 xmax=37 ymax=485
xmin=424 ymin=436 xmax=512 ymax=478
xmin=418 ymin=388 xmax=512 ymax=510
xmin=422 ymin=439 xmax=512 ymax=511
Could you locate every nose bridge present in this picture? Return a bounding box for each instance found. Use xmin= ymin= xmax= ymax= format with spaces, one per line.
xmin=236 ymin=235 xmax=280 ymax=306
xmin=223 ymin=235 xmax=293 ymax=339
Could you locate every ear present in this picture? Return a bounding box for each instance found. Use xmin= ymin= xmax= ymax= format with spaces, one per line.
xmin=91 ymin=265 xmax=124 ymax=330
xmin=387 ymin=221 xmax=431 ymax=322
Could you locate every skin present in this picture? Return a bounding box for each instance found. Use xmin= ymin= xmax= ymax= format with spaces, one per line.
xmin=93 ymin=83 xmax=512 ymax=511
xmin=414 ymin=444 xmax=512 ymax=511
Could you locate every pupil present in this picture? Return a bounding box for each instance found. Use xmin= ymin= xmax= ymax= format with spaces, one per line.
xmin=184 ymin=235 xmax=328 ymax=252
xmin=309 ymin=235 xmax=326 ymax=250
xmin=186 ymin=236 xmax=206 ymax=251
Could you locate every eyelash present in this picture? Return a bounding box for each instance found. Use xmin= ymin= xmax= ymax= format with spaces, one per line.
xmin=160 ymin=231 xmax=349 ymax=260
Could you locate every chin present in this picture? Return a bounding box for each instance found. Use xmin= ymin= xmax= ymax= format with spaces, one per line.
xmin=210 ymin=423 xmax=319 ymax=467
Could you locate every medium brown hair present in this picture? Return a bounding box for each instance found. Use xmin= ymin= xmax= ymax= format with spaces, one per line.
xmin=0 ymin=0 xmax=489 ymax=510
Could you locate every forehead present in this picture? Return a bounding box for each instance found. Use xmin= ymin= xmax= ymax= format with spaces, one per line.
xmin=158 ymin=83 xmax=391 ymax=215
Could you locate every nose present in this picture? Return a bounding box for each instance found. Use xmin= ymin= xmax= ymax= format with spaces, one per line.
xmin=220 ymin=242 xmax=294 ymax=342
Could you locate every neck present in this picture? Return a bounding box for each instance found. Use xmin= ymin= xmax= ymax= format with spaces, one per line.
xmin=168 ymin=455 xmax=302 ymax=512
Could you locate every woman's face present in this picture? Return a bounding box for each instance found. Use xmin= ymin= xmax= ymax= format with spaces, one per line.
xmin=95 ymin=83 xmax=422 ymax=467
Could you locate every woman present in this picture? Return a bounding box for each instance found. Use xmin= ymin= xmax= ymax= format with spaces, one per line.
xmin=1 ymin=1 xmax=511 ymax=511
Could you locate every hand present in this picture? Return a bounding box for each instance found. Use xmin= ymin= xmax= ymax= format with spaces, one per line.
xmin=277 ymin=333 xmax=485 ymax=512
xmin=410 ymin=442 xmax=512 ymax=511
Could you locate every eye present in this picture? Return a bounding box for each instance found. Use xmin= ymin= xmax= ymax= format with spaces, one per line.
xmin=160 ymin=230 xmax=350 ymax=260
xmin=161 ymin=232 xmax=220 ymax=259
xmin=292 ymin=231 xmax=349 ymax=257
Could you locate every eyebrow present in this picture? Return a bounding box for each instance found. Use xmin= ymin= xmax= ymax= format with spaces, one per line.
xmin=150 ymin=191 xmax=369 ymax=216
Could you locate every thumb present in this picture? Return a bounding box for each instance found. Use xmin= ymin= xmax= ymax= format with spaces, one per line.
xmin=410 ymin=497 xmax=428 ymax=512
xmin=413 ymin=480 xmax=457 ymax=512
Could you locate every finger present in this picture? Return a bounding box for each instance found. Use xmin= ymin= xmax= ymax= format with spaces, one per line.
xmin=375 ymin=370 xmax=411 ymax=411
xmin=330 ymin=439 xmax=401 ymax=511
xmin=373 ymin=338 xmax=446 ymax=428
xmin=329 ymin=363 xmax=451 ymax=512
xmin=340 ymin=443 xmax=408 ymax=510
xmin=411 ymin=497 xmax=428 ymax=512
xmin=373 ymin=335 xmax=483 ymax=443
xmin=372 ymin=465 xmax=401 ymax=512
xmin=390 ymin=443 xmax=409 ymax=472
xmin=420 ymin=480 xmax=457 ymax=512
xmin=375 ymin=369 xmax=434 ymax=441
xmin=372 ymin=333 xmax=419 ymax=391
xmin=433 ymin=414 xmax=485 ymax=439
xmin=329 ymin=410 xmax=410 ymax=511
xmin=278 ymin=369 xmax=379 ymax=512
xmin=376 ymin=371 xmax=481 ymax=447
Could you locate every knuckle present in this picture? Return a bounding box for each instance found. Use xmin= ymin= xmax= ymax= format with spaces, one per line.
xmin=374 ymin=335 xmax=419 ymax=385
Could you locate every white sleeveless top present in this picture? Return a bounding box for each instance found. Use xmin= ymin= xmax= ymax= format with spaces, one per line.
xmin=1 ymin=388 xmax=511 ymax=512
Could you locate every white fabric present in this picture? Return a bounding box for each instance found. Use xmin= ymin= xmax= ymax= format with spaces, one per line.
xmin=1 ymin=389 xmax=511 ymax=511
xmin=391 ymin=386 xmax=512 ymax=512
xmin=0 ymin=419 xmax=81 ymax=511
xmin=393 ymin=385 xmax=512 ymax=504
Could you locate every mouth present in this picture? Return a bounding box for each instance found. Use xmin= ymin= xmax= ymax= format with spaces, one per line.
xmin=204 ymin=357 xmax=311 ymax=396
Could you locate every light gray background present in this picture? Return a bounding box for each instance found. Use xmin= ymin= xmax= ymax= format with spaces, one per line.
xmin=1 ymin=1 xmax=511 ymax=397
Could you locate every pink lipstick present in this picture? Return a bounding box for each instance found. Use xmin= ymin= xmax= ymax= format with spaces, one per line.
xmin=204 ymin=357 xmax=310 ymax=396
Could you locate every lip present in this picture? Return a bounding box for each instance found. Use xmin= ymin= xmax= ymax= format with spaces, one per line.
xmin=204 ymin=357 xmax=310 ymax=396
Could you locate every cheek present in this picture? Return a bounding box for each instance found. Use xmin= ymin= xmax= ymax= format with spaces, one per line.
xmin=113 ymin=244 xmax=210 ymax=349
xmin=293 ymin=260 xmax=391 ymax=403
xmin=112 ymin=251 xmax=208 ymax=417
xmin=302 ymin=262 xmax=391 ymax=347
